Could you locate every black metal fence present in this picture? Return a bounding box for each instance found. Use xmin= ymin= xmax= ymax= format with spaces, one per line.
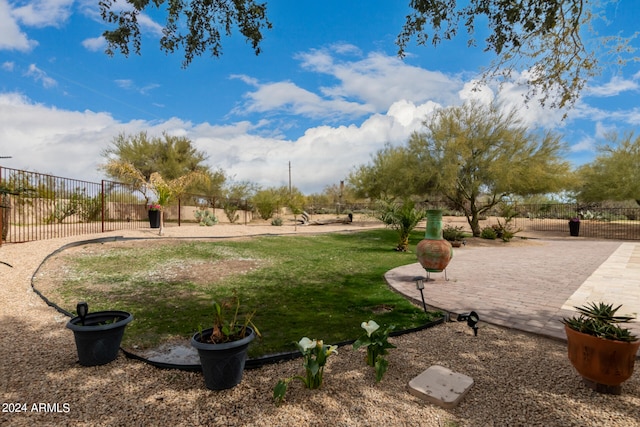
xmin=0 ymin=167 xmax=146 ymax=244
xmin=3 ymin=165 xmax=639 ymax=243
xmin=0 ymin=167 xmax=257 ymax=244
xmin=512 ymin=203 xmax=640 ymax=240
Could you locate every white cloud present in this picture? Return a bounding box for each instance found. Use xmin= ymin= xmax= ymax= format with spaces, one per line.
xmin=571 ymin=136 xmax=596 ymax=153
xmin=0 ymin=0 xmax=37 ymax=51
xmin=0 ymin=92 xmax=445 ymax=193
xmin=2 ymin=61 xmax=15 ymax=71
xmin=587 ymin=75 xmax=639 ymax=97
xmin=82 ymin=36 xmax=106 ymax=52
xmin=115 ymin=79 xmax=160 ymax=95
xmin=595 ymin=121 xmax=618 ymax=139
xmin=297 ymin=47 xmax=463 ymax=110
xmin=26 ymin=64 xmax=57 ymax=88
xmin=11 ymin=0 xmax=74 ymax=27
xmin=235 ymin=80 xmax=375 ymax=119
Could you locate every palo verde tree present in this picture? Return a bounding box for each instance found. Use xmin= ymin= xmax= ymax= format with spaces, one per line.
xmin=102 ymin=132 xmax=209 ymax=183
xmin=576 ymin=132 xmax=640 ymax=206
xmin=100 ymin=0 xmax=272 ymax=67
xmin=100 ymin=1 xmax=635 ymax=112
xmin=410 ymin=101 xmax=572 ymax=236
xmin=348 ymin=144 xmax=423 ymax=200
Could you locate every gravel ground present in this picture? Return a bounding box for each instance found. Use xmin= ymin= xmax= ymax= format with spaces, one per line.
xmin=1 ymin=222 xmax=639 ymax=427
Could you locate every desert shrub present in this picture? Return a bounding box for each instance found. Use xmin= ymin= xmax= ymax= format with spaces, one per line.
xmin=442 ymin=225 xmax=465 ymax=241
xmin=481 ymin=227 xmax=497 ymax=240
xmin=194 ymin=209 xmax=218 ymax=226
xmin=271 ymin=217 xmax=283 ymax=226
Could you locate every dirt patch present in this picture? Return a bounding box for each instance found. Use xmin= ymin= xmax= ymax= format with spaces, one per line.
xmin=32 ymin=239 xmax=261 ymax=298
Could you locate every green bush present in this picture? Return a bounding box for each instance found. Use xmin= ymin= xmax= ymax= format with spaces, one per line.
xmin=442 ymin=225 xmax=465 ymax=241
xmin=271 ymin=217 xmax=283 ymax=226
xmin=194 ymin=209 xmax=218 ymax=226
xmin=480 ymin=227 xmax=497 ymax=240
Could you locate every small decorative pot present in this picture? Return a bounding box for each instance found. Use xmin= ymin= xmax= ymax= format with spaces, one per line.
xmin=191 ymin=327 xmax=255 ymax=390
xmin=66 ymin=310 xmax=133 ymax=366
xmin=565 ymin=325 xmax=639 ymax=394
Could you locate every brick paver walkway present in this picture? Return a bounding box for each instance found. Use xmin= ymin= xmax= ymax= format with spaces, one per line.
xmin=385 ymin=239 xmax=640 ymax=342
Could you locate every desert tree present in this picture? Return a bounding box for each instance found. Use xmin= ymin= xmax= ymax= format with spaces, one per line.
xmin=576 ymin=132 xmax=640 ymax=206
xmin=408 ymin=101 xmax=572 ymax=236
xmin=102 ymin=132 xmax=209 ymax=182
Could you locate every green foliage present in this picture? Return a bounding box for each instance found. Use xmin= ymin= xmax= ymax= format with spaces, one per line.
xmin=253 ymin=188 xmax=281 ymax=219
xmin=407 ymin=101 xmax=571 ymax=236
xmin=271 ymin=217 xmax=283 ymax=226
xmin=274 ymin=338 xmax=338 ymax=404
xmin=577 ymin=132 xmax=640 ymax=206
xmin=397 ymin=0 xmax=632 ymax=112
xmin=562 ymin=302 xmax=637 ymax=343
xmin=223 ymin=203 xmax=240 ymax=223
xmin=194 ymin=209 xmax=218 ymax=226
xmin=493 ymin=203 xmax=521 ymax=241
xmin=442 ymin=225 xmax=465 ymax=242
xmin=375 ymin=199 xmax=425 ymax=251
xmin=102 ymin=132 xmax=209 ymax=183
xmin=46 ymin=188 xmax=101 ymax=224
xmin=100 ymin=0 xmax=272 ymax=67
xmin=192 ymin=169 xmax=227 ymax=208
xmin=480 ymin=227 xmax=497 ymax=240
xmin=353 ymin=320 xmax=396 ymax=382
xmin=201 ymin=293 xmax=261 ymax=344
xmin=348 ymin=143 xmax=417 ymax=200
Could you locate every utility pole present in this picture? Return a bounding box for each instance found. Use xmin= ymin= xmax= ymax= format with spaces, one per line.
xmin=288 ymin=161 xmax=292 ymax=194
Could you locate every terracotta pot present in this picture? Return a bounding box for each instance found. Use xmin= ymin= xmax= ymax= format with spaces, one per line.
xmin=564 ymin=324 xmax=640 ymax=391
xmin=416 ymin=210 xmax=453 ymax=273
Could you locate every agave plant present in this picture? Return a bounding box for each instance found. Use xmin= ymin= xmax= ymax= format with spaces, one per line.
xmin=562 ymin=302 xmax=637 ymax=343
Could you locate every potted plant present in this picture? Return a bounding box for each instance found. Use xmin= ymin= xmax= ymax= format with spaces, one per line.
xmin=443 ymin=224 xmax=465 ymax=247
xmin=66 ymin=302 xmax=134 ymax=366
xmin=148 ymin=203 xmax=161 ymax=228
xmin=568 ymin=216 xmax=580 ymax=236
xmin=562 ymin=302 xmax=639 ymax=394
xmin=191 ymin=294 xmax=261 ymax=390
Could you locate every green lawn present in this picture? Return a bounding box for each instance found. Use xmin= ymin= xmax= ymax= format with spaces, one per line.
xmin=53 ymin=229 xmax=437 ymax=357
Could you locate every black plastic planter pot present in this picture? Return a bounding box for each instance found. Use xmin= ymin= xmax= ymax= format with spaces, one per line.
xmin=569 ymin=221 xmax=580 ymax=236
xmin=191 ymin=327 xmax=255 ymax=390
xmin=66 ymin=311 xmax=133 ymax=366
xmin=148 ymin=210 xmax=161 ymax=228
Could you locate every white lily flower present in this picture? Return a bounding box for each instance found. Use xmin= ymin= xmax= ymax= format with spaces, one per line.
xmin=298 ymin=337 xmax=317 ymax=351
xmin=361 ymin=320 xmax=380 ymax=337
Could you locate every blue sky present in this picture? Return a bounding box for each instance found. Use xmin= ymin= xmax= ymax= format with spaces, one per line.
xmin=1 ymin=0 xmax=639 ymax=194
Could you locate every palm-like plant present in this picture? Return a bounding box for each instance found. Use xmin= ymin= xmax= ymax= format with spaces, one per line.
xmin=377 ymin=199 xmax=425 ymax=252
xmin=104 ymin=160 xmax=208 ymax=235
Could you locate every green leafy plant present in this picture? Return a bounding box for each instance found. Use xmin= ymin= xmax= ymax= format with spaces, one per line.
xmin=273 ymin=337 xmax=338 ymax=405
xmin=194 ymin=209 xmax=218 ymax=226
xmin=271 ymin=217 xmax=283 ymax=226
xmin=376 ymin=199 xmax=425 ymax=252
xmin=442 ymin=224 xmax=465 ymax=242
xmin=562 ymin=302 xmax=638 ymax=343
xmin=353 ymin=320 xmax=396 ymax=382
xmin=199 ymin=293 xmax=261 ymax=344
xmin=480 ymin=226 xmax=497 ymax=240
